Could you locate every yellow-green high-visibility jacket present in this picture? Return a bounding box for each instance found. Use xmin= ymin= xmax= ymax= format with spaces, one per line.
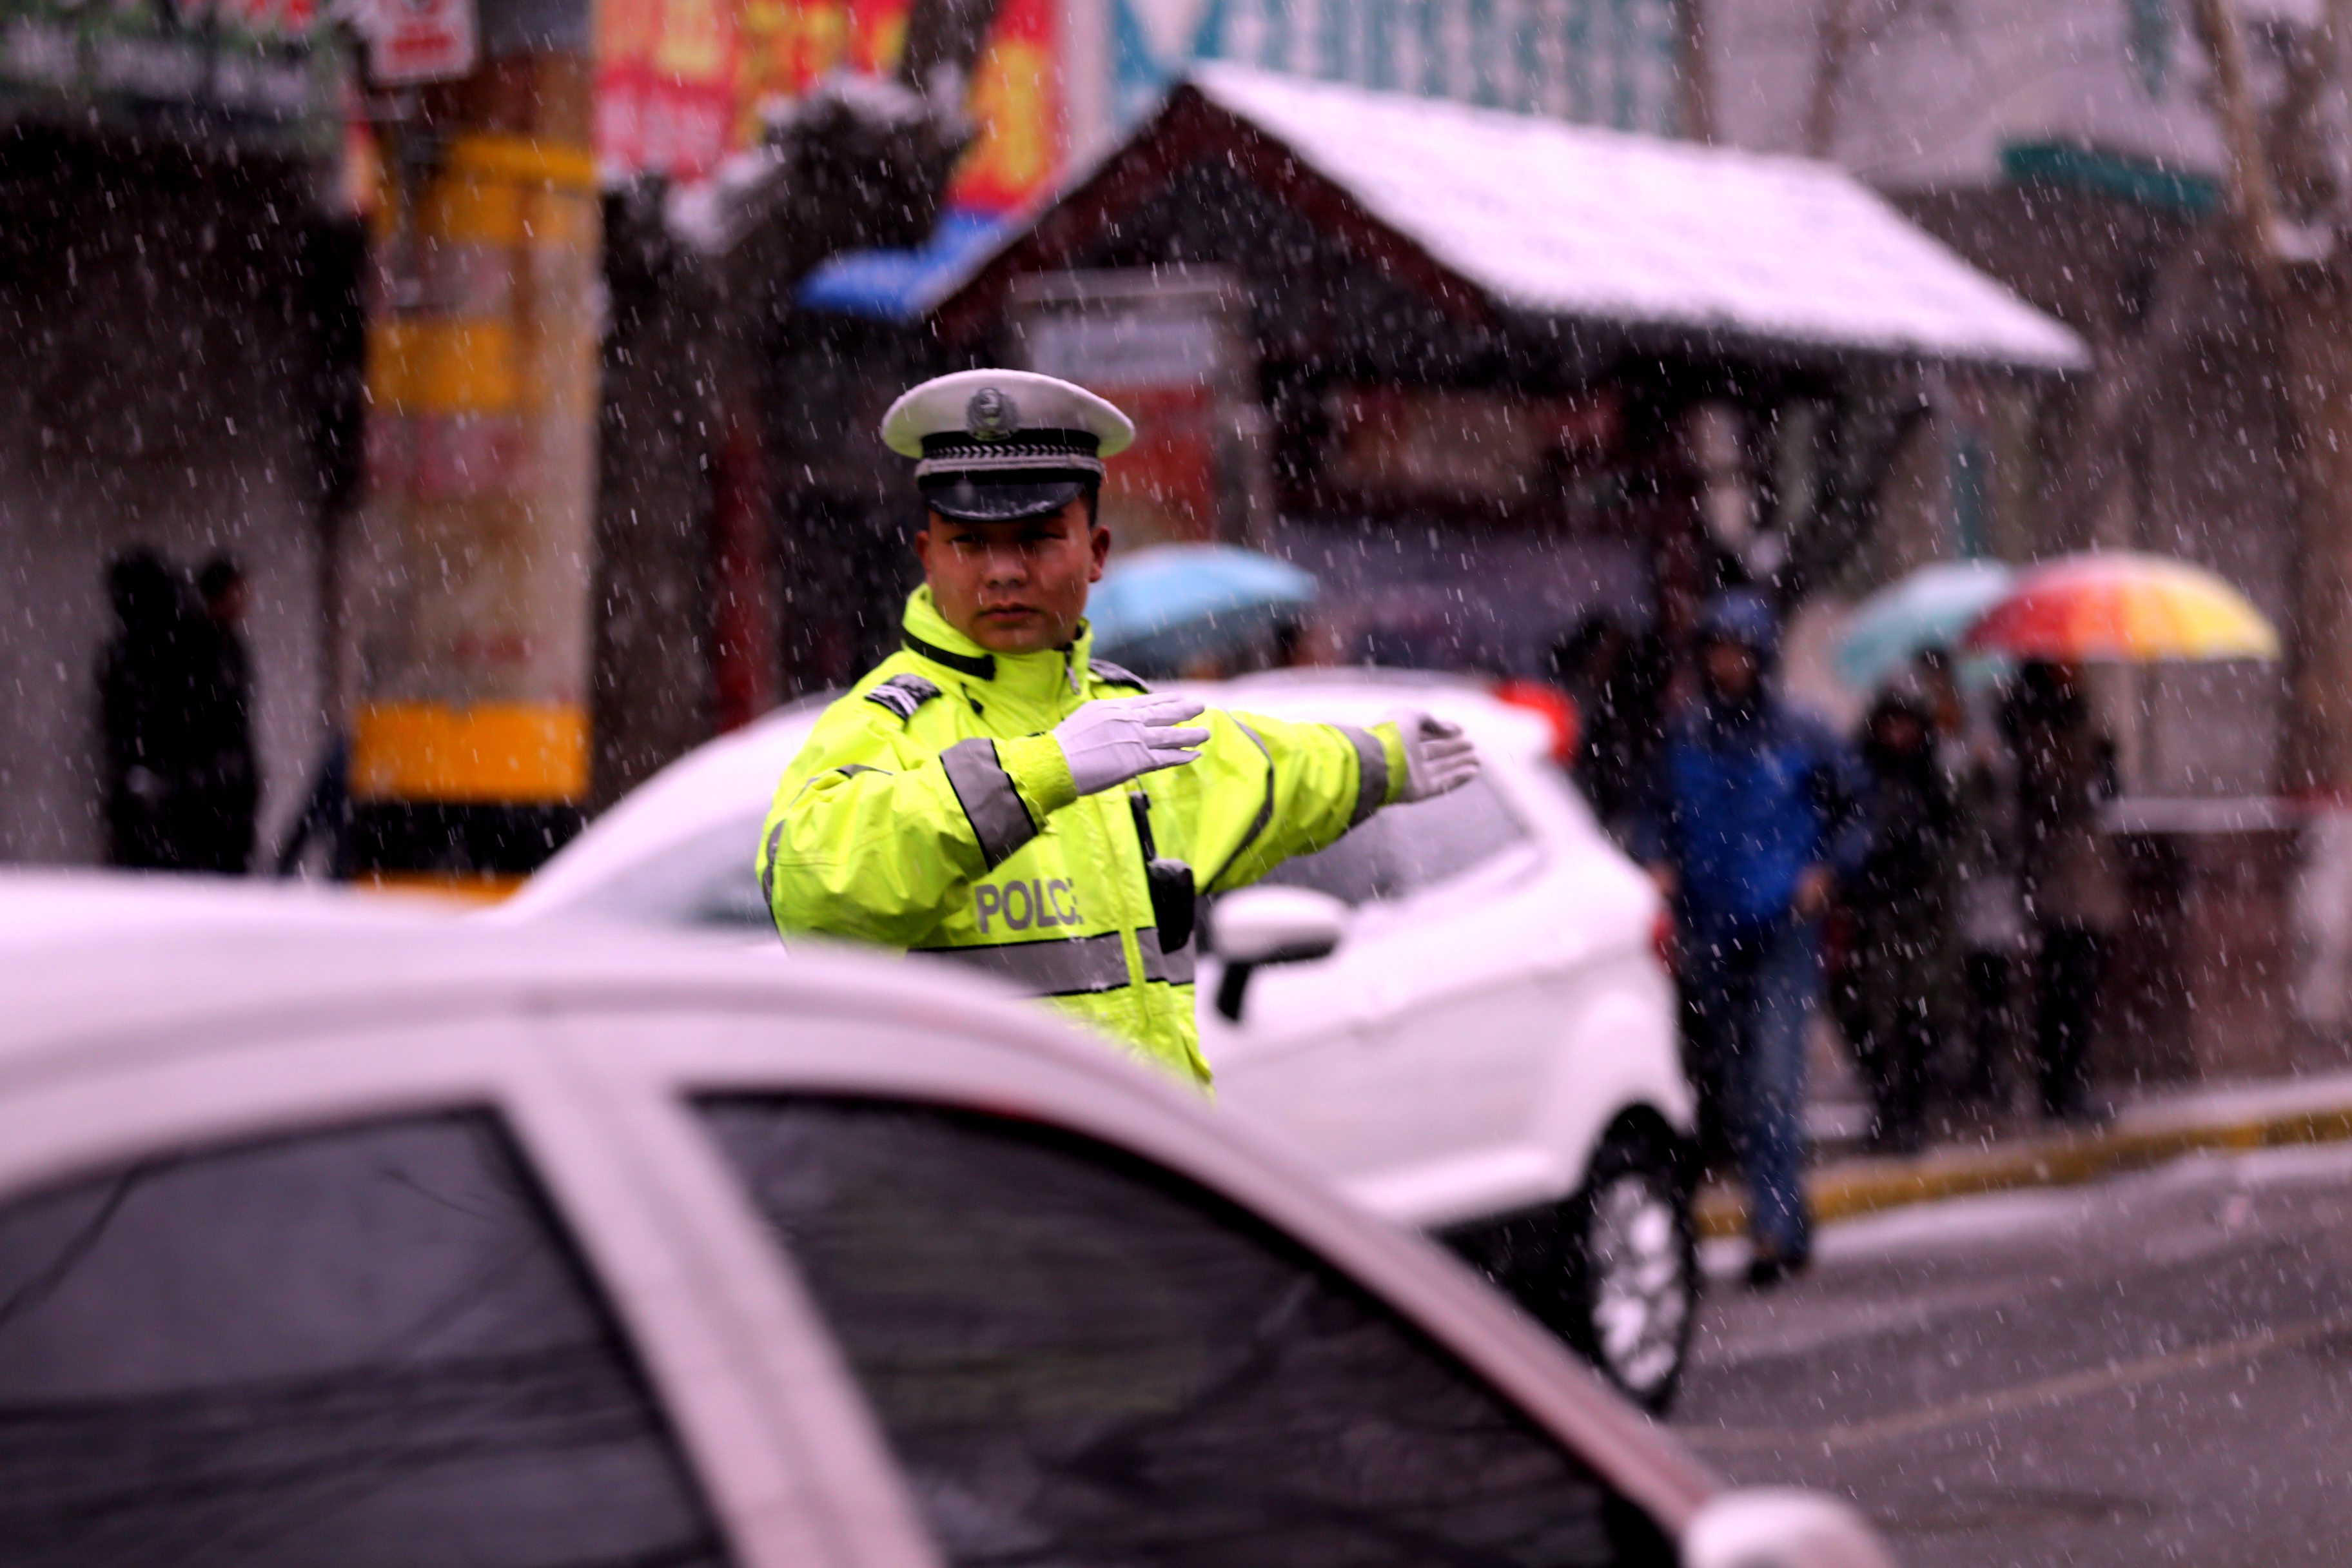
xmin=758 ymin=586 xmax=1408 ymax=1086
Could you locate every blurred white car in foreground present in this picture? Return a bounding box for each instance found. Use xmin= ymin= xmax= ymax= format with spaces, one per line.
xmin=502 ymin=671 xmax=1697 ymax=1407
xmin=0 ymin=876 xmax=1885 ymax=1568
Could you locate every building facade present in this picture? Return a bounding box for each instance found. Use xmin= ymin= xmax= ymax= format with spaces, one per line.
xmin=0 ymin=0 xmax=355 ymax=865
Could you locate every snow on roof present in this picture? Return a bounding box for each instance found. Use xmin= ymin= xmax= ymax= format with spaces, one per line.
xmin=1188 ymin=64 xmax=2088 ymax=371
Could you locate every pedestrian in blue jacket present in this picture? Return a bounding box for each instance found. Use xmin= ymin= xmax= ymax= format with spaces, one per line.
xmin=1634 ymin=590 xmax=1867 ymax=1288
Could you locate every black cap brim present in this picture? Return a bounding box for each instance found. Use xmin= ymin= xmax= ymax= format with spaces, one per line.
xmin=921 ymin=473 xmax=1093 ymax=524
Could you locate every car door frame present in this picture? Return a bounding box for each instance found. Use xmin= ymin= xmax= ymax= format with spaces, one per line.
xmin=0 ymin=1003 xmax=858 ymax=1568
xmin=540 ymin=974 xmax=1720 ymax=1558
xmin=1217 ymin=738 xmax=1611 ymax=1226
xmin=1322 ymin=756 xmax=1565 ymax=1192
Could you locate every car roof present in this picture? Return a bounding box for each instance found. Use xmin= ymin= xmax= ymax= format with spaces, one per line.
xmin=1164 ymin=669 xmax=1556 ymax=755
xmin=0 ymin=870 xmax=1088 ymax=1081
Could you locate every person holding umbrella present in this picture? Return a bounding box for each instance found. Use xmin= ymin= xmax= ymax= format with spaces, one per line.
xmin=1967 ymin=552 xmax=2282 ymax=1123
xmin=2000 ymin=662 xmax=2121 ymax=1124
xmin=757 ymin=371 xmax=1479 ymax=1088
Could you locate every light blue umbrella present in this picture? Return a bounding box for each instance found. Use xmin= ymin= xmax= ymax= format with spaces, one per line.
xmin=1086 ymin=544 xmax=1318 ymax=673
xmin=1834 ymin=560 xmax=2017 ymax=691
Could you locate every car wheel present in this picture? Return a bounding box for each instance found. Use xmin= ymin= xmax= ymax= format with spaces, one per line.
xmin=1562 ymin=1126 xmax=1697 ymax=1411
xmin=1446 ymin=1122 xmax=1697 ymax=1413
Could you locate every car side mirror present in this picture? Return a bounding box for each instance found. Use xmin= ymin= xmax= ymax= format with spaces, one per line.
xmin=1682 ymin=1489 xmax=1896 ymax=1568
xmin=1208 ymin=887 xmax=1348 ymax=1023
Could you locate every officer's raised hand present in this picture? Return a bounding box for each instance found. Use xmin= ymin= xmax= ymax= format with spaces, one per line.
xmin=1055 ymin=693 xmax=1211 ymax=796
xmin=1398 ymin=712 xmax=1480 ymax=801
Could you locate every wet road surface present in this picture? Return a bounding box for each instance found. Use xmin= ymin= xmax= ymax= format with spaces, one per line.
xmin=1671 ymin=1142 xmax=2352 ymax=1566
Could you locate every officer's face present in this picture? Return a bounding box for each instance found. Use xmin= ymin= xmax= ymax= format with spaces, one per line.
xmin=917 ymin=500 xmax=1110 ymax=654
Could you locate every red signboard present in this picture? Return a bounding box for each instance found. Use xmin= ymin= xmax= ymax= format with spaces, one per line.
xmin=369 ymin=0 xmax=478 ymax=84
xmin=596 ymin=0 xmax=736 ymax=183
xmin=596 ymin=0 xmax=1057 ymax=208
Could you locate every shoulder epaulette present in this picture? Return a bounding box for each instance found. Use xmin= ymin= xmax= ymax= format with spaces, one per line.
xmin=864 ymin=672 xmax=942 ymax=721
xmin=1088 ymin=659 xmax=1151 ymax=691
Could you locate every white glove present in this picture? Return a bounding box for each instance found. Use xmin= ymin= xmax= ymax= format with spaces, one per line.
xmin=1054 ymin=694 xmax=1211 ymax=797
xmin=1398 ymin=712 xmax=1479 ymax=801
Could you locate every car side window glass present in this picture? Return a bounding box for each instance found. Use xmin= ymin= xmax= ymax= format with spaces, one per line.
xmin=1382 ymin=774 xmax=1533 ymax=895
xmin=1259 ymin=814 xmax=1396 ymax=905
xmin=0 ymin=1112 xmax=731 ymax=1568
xmin=700 ymin=1097 xmax=1674 ymax=1568
xmin=700 ymin=858 xmax=775 ymax=927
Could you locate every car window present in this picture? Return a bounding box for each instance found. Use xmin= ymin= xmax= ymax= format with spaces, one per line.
xmin=1262 ymin=773 xmax=1531 ymax=906
xmin=700 ymin=1097 xmax=1674 ymax=1568
xmin=0 ymin=1112 xmax=731 ymax=1568
xmin=1257 ymin=815 xmax=1395 ymax=905
xmin=1383 ymin=773 xmax=1533 ymax=894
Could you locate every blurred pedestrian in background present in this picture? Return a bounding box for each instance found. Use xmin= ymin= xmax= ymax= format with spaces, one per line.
xmin=1550 ymin=614 xmax=1670 ymax=843
xmin=1845 ymin=675 xmax=1959 ymax=1154
xmin=98 ymin=549 xmax=202 ymax=870
xmin=2004 ymin=660 xmax=2122 ymax=1124
xmin=184 ymin=554 xmax=259 ymax=875
xmin=1952 ymin=671 xmax=2028 ymax=1111
xmin=1635 ymin=589 xmax=1867 ymax=1287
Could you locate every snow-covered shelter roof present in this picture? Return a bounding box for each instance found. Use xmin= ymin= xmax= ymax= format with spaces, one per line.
xmin=1191 ymin=66 xmax=2082 ymax=369
xmin=935 ymin=64 xmax=2086 ymax=372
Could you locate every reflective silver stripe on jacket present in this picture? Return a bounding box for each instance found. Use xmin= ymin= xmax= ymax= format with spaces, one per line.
xmin=916 ymin=931 xmax=1129 ymax=996
xmin=1137 ymin=926 xmax=1197 ymax=986
xmin=1335 ymin=723 xmax=1388 ymax=828
xmin=760 ymin=817 xmax=789 ymax=917
xmin=941 ymin=738 xmax=1039 ymax=869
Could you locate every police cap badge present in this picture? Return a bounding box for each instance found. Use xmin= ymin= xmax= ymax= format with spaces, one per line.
xmin=881 ymin=369 xmax=1136 ymax=524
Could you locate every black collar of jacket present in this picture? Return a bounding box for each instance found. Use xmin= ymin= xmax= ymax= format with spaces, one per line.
xmin=903 ymin=631 xmax=996 ymax=681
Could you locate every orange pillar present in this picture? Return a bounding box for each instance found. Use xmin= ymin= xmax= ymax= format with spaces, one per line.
xmin=348 ymin=55 xmax=601 ymax=897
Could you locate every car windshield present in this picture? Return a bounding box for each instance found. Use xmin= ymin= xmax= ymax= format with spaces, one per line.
xmin=554 ymin=816 xmax=770 ymax=929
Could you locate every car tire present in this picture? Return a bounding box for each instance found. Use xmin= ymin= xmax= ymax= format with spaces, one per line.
xmin=1446 ymin=1121 xmax=1698 ymax=1413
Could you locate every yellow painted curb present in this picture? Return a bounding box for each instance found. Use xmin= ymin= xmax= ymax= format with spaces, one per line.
xmin=354 ymin=872 xmax=526 ymax=906
xmin=1696 ymin=1106 xmax=2352 ymax=1241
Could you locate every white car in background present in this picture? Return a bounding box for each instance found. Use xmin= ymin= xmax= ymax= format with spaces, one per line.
xmin=500 ymin=671 xmax=1698 ymax=1409
xmin=0 ymin=877 xmax=1885 ymax=1568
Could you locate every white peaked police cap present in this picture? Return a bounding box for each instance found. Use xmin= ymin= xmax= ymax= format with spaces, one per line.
xmin=881 ymin=369 xmax=1137 ymax=524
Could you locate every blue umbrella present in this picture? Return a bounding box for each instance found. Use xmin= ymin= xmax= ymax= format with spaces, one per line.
xmin=1087 ymin=544 xmax=1318 ymax=673
xmin=1834 ymin=560 xmax=2016 ymax=691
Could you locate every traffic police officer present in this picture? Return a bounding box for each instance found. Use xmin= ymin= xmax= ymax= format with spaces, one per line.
xmin=758 ymin=369 xmax=1479 ymax=1087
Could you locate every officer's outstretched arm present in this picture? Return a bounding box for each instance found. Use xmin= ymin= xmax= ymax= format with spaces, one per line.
xmin=1195 ymin=712 xmax=1411 ymax=894
xmin=760 ymin=718 xmax=1079 ymax=947
xmin=1194 ymin=709 xmax=1480 ymax=892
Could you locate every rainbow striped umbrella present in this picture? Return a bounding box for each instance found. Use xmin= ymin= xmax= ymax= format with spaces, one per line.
xmin=1964 ymin=552 xmax=2280 ymax=663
